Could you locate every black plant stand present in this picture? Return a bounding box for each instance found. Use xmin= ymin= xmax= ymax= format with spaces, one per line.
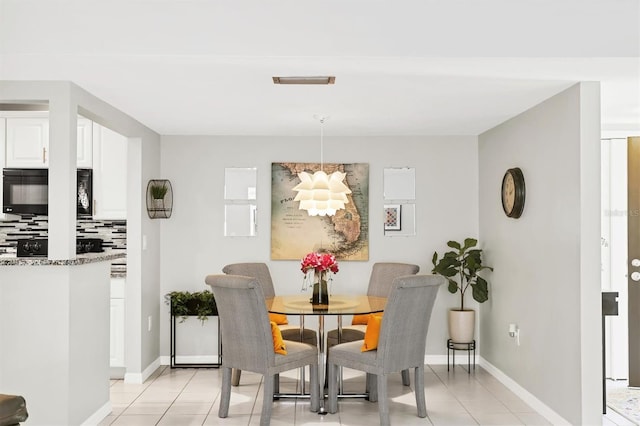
xmin=170 ymin=313 xmax=222 ymax=368
xmin=447 ymin=339 xmax=476 ymax=374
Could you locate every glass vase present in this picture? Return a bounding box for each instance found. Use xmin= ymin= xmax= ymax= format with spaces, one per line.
xmin=311 ymin=270 xmax=329 ymax=305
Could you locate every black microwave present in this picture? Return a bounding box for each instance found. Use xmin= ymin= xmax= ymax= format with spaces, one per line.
xmin=2 ymin=168 xmax=93 ymax=217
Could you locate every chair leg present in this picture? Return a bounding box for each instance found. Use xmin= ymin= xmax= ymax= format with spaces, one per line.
xmin=368 ymin=373 xmax=378 ymax=402
xmin=219 ymin=367 xmax=232 ymax=418
xmin=261 ymin=374 xmax=274 ymax=426
xmin=327 ymin=361 xmax=338 ymax=414
xmin=274 ymin=374 xmax=280 ymax=396
xmin=377 ymin=374 xmax=390 ymax=426
xmin=401 ymin=368 xmax=410 ymax=386
xmin=415 ymin=365 xmax=427 ymax=418
xmin=365 ymin=372 xmax=370 ymax=398
xmin=231 ymin=368 xmax=241 ymax=386
xmin=310 ymin=362 xmax=320 ymax=413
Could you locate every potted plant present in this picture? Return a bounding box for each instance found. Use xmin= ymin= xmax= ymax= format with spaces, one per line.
xmin=432 ymin=238 xmax=493 ymax=343
xmin=150 ymin=183 xmax=168 ymax=209
xmin=165 ymin=290 xmax=217 ymax=324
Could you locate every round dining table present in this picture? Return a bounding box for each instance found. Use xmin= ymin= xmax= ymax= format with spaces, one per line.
xmin=266 ymin=294 xmax=387 ymax=414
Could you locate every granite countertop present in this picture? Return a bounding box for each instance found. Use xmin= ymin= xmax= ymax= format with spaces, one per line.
xmin=0 ymin=250 xmax=126 ymax=266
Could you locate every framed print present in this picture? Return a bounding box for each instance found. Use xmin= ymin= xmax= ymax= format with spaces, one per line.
xmin=384 ymin=204 xmax=401 ymax=231
xmin=271 ymin=162 xmax=369 ymax=260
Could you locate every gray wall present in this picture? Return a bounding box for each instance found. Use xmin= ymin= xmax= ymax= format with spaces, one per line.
xmin=478 ymin=83 xmax=601 ymax=425
xmin=159 ymin=135 xmax=480 ymax=357
xmin=75 ymin=83 xmax=163 ymax=382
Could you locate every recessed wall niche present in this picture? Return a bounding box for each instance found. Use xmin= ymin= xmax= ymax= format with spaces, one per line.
xmin=224 ymin=167 xmax=257 ymax=237
xmin=383 ymin=167 xmax=416 ymax=237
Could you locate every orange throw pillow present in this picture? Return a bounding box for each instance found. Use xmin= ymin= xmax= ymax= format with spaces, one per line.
xmin=270 ymin=321 xmax=288 ymax=355
xmin=351 ymin=314 xmax=369 ymax=325
xmin=361 ymin=314 xmax=383 ymax=352
xmin=352 ymin=312 xmax=383 ymax=325
xmin=269 ymin=313 xmax=289 ymax=325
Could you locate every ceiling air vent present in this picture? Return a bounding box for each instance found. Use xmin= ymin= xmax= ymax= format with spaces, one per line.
xmin=272 ymin=76 xmax=335 ymax=85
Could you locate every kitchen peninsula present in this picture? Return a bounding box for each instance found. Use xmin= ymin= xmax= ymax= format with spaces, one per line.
xmin=0 ymin=250 xmax=125 ymax=425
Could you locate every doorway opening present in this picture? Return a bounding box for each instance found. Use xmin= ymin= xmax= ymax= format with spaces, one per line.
xmin=601 ymin=137 xmax=628 ymax=386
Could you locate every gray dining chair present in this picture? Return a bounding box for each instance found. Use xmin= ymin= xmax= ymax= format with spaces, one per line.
xmin=327 ymin=274 xmax=444 ymax=426
xmin=205 ymin=274 xmax=320 ymax=426
xmin=326 ymin=262 xmax=419 ymax=386
xmin=0 ymin=394 xmax=28 ymax=426
xmin=222 ymin=262 xmax=318 ymax=386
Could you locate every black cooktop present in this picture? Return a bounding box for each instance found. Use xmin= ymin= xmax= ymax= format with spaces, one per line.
xmin=16 ymin=238 xmax=104 ymax=257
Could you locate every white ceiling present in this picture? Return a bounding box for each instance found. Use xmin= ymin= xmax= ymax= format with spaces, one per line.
xmin=0 ymin=0 xmax=638 ymax=136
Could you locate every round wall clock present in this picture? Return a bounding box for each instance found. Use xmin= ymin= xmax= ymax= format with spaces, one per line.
xmin=501 ymin=167 xmax=525 ymax=218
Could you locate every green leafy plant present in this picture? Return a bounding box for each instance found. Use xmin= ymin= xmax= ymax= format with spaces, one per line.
xmin=150 ymin=183 xmax=168 ymax=200
xmin=165 ymin=290 xmax=217 ymax=324
xmin=431 ymin=238 xmax=493 ymax=311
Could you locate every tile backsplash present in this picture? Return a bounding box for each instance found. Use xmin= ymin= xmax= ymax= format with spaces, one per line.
xmin=0 ymin=214 xmax=126 ymax=275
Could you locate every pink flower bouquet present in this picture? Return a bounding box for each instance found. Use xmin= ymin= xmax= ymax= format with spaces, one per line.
xmin=300 ymin=252 xmax=338 ymax=297
xmin=301 ymin=252 xmax=339 ymax=275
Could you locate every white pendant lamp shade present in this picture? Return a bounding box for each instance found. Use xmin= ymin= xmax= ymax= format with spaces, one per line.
xmin=293 ymin=170 xmax=352 ymax=216
xmin=293 ymin=115 xmax=351 ymax=216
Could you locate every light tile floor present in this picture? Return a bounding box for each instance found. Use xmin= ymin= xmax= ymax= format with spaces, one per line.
xmin=603 ymin=379 xmax=637 ymax=426
xmin=99 ymin=364 xmax=562 ymax=426
xmin=99 ymin=364 xmax=633 ymax=425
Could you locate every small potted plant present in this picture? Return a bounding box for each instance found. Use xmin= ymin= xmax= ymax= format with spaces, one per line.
xmin=150 ymin=183 xmax=168 ymax=209
xmin=165 ymin=290 xmax=217 ymax=324
xmin=432 ymin=238 xmax=493 ymax=343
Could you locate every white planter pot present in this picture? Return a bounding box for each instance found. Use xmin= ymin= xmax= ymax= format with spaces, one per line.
xmin=448 ymin=309 xmax=476 ymax=343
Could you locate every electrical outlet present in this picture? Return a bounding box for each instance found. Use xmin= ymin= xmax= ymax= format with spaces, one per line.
xmin=148 ymin=315 xmax=152 ymax=331
xmin=508 ymin=324 xmax=520 ymax=346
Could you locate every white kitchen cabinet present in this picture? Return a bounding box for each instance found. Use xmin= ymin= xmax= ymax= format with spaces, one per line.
xmin=0 ymin=118 xmax=5 ymax=220
xmin=92 ymin=123 xmax=127 ymax=219
xmin=6 ymin=117 xmax=49 ymax=167
xmin=110 ymin=278 xmax=125 ymax=368
xmin=76 ymin=118 xmax=93 ymax=168
xmin=4 ymin=116 xmax=93 ymax=168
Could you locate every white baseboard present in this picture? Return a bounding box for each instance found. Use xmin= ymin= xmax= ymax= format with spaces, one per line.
xmin=81 ymin=401 xmax=112 ymax=426
xmin=160 ymin=355 xmax=221 ymax=365
xmin=110 ymin=366 xmax=125 ymax=380
xmin=124 ymin=357 xmax=161 ymax=384
xmin=479 ymin=357 xmax=571 ymax=425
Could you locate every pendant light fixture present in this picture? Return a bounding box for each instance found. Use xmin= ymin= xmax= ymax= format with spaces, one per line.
xmin=292 ymin=116 xmax=352 ymax=216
